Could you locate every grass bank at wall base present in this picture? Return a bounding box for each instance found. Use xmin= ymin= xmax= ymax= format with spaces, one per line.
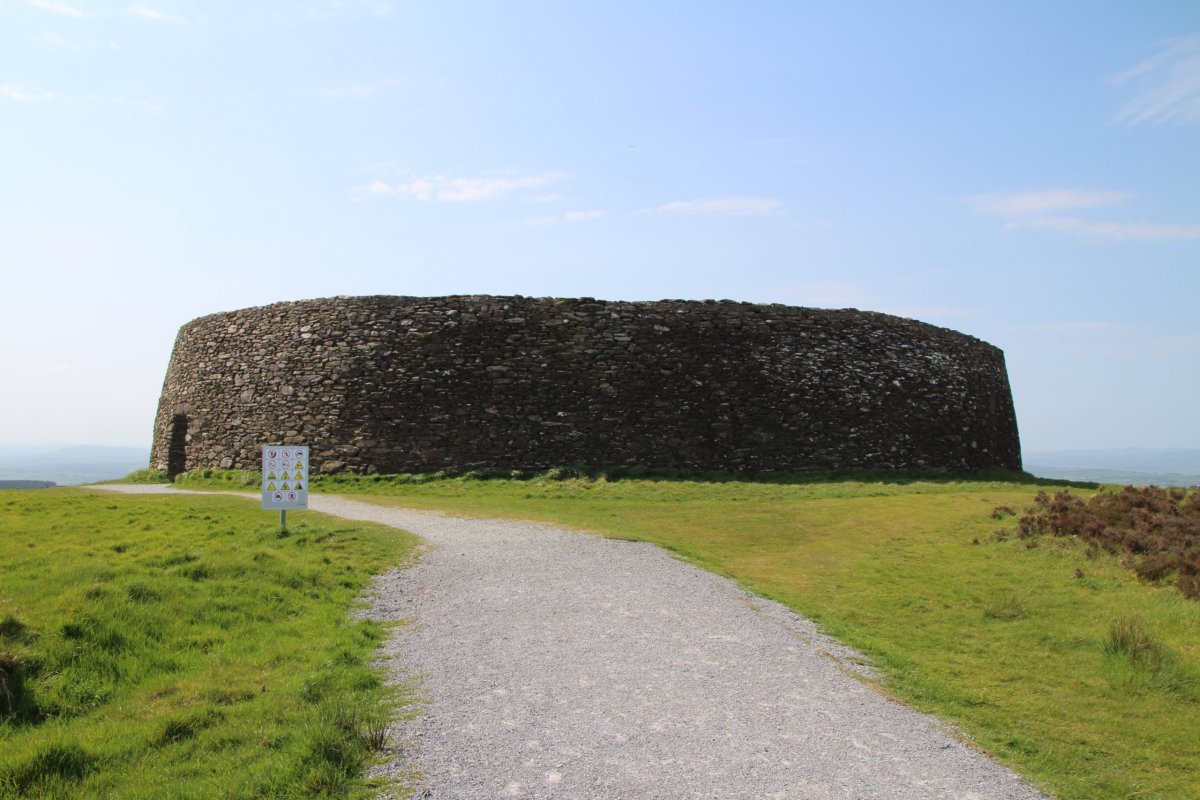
xmin=0 ymin=488 xmax=419 ymax=799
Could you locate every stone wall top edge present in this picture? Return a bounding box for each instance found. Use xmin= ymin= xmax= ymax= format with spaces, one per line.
xmin=170 ymin=294 xmax=997 ymax=350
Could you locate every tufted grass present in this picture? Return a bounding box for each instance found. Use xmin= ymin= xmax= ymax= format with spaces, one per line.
xmin=0 ymin=488 xmax=419 ymax=799
xmin=309 ymin=471 xmax=1199 ymax=800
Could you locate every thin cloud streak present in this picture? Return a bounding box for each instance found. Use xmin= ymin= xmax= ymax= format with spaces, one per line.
xmin=1005 ymin=216 xmax=1200 ymax=242
xmin=25 ymin=0 xmax=88 ymax=16
xmin=129 ymin=5 xmax=187 ymax=23
xmin=314 ymin=79 xmax=403 ymax=99
xmin=966 ymin=189 xmax=1130 ymax=216
xmin=564 ymin=210 xmax=605 ymax=222
xmin=315 ymin=84 xmax=379 ymax=99
xmin=0 ymin=84 xmax=57 ymax=103
xmin=1114 ymin=33 xmax=1200 ymax=125
xmin=968 ymin=187 xmax=1200 ymax=241
xmin=521 ymin=210 xmax=606 ymax=226
xmin=653 ymin=196 xmax=781 ymax=215
xmin=367 ymin=172 xmax=567 ymax=202
xmin=306 ymin=0 xmax=394 ymax=19
xmin=1026 ymin=321 xmax=1125 ymax=332
xmin=37 ymin=32 xmax=77 ymax=50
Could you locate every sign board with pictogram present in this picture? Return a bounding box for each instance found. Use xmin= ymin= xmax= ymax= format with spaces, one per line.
xmin=262 ymin=444 xmax=309 ymax=510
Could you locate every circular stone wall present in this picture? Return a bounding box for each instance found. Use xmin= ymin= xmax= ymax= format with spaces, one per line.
xmin=149 ymin=295 xmax=1021 ymax=475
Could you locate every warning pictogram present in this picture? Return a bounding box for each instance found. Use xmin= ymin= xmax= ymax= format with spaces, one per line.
xmin=262 ymin=444 xmax=309 ymax=511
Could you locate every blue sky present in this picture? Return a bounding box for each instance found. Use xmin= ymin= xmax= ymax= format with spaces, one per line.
xmin=1 ymin=1 xmax=1197 ymax=454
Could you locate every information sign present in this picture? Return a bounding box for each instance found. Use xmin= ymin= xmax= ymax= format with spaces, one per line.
xmin=262 ymin=444 xmax=309 ymax=510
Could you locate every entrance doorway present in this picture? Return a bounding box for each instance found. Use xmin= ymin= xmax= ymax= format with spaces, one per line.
xmin=166 ymin=414 xmax=188 ymax=479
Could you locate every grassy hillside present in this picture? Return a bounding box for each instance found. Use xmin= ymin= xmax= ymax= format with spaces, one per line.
xmin=304 ymin=470 xmax=1197 ymax=800
xmin=0 ymin=489 xmax=419 ymax=799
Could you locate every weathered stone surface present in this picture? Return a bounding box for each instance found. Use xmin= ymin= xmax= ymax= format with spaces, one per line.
xmin=149 ymin=295 xmax=1021 ymax=475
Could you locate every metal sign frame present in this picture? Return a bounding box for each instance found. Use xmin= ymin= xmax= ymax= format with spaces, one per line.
xmin=262 ymin=444 xmax=309 ymax=511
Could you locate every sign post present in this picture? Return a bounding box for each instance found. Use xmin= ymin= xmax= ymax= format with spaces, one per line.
xmin=261 ymin=444 xmax=309 ymax=530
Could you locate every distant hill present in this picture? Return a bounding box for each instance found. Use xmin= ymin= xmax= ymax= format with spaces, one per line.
xmin=0 ymin=479 xmax=57 ymax=490
xmin=1025 ymin=448 xmax=1200 ymax=488
xmin=0 ymin=445 xmax=149 ymax=486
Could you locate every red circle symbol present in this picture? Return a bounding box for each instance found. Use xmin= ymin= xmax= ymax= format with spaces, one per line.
xmin=288 ymin=492 xmax=297 ymax=501
xmin=273 ymin=492 xmax=283 ymax=501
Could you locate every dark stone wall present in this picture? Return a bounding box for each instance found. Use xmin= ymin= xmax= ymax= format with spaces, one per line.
xmin=149 ymin=296 xmax=1021 ymax=475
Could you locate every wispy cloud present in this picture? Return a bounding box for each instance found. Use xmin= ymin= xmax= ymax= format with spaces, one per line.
xmin=652 ymin=196 xmax=781 ymax=215
xmin=967 ymin=188 xmax=1200 ymax=242
xmin=564 ymin=210 xmax=605 ymax=222
xmin=367 ymin=172 xmax=567 ymax=202
xmin=25 ymin=0 xmax=88 ymax=17
xmin=37 ymin=32 xmax=77 ymax=50
xmin=1 ymin=83 xmax=163 ymax=112
xmin=1004 ymin=216 xmax=1200 ymax=241
xmin=0 ymin=83 xmax=57 ymax=103
xmin=129 ymin=4 xmax=187 ymax=23
xmin=307 ymin=0 xmax=394 ymax=19
xmin=522 ymin=210 xmax=607 ymax=226
xmin=316 ymin=84 xmax=380 ymax=99
xmin=313 ymin=79 xmax=403 ymax=100
xmin=1114 ymin=32 xmax=1200 ymax=125
xmin=966 ymin=189 xmax=1130 ymax=217
xmin=1026 ymin=321 xmax=1126 ymax=332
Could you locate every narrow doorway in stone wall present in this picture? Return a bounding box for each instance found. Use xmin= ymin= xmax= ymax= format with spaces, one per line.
xmin=166 ymin=414 xmax=188 ymax=479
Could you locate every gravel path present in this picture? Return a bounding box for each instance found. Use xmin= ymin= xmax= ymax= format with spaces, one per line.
xmin=94 ymin=485 xmax=1048 ymax=800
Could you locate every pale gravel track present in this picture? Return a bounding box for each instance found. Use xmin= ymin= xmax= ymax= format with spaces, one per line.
xmin=93 ymin=484 xmax=1048 ymax=800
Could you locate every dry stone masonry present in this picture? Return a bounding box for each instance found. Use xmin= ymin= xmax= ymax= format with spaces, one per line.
xmin=150 ymin=296 xmax=1021 ymax=476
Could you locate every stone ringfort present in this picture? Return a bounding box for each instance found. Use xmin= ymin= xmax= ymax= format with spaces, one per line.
xmin=149 ymin=295 xmax=1021 ymax=477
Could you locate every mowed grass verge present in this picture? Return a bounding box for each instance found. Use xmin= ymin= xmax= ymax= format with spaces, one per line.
xmin=301 ymin=470 xmax=1197 ymax=800
xmin=0 ymin=489 xmax=419 ymax=799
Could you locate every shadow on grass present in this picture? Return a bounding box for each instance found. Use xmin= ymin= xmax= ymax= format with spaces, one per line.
xmin=112 ymin=464 xmax=1098 ymax=492
xmin=309 ymin=464 xmax=1098 ymax=490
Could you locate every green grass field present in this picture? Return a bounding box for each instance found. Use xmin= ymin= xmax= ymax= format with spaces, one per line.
xmin=0 ymin=489 xmax=419 ymax=799
xmin=7 ymin=471 xmax=1199 ymax=800
xmin=308 ymin=470 xmax=1198 ymax=800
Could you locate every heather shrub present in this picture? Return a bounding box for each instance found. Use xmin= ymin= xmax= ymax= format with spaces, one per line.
xmin=1015 ymin=487 xmax=1200 ymax=599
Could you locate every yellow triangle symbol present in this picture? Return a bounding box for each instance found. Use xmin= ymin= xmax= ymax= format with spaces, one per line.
xmin=268 ymin=472 xmax=277 ymax=480
xmin=294 ymin=471 xmax=304 ymax=481
xmin=281 ymin=482 xmax=290 ymax=490
xmin=295 ymin=461 xmax=304 ymax=470
xmin=281 ymin=472 xmax=290 ymax=480
xmin=295 ymin=482 xmax=304 ymax=491
xmin=268 ymin=482 xmax=276 ymax=491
